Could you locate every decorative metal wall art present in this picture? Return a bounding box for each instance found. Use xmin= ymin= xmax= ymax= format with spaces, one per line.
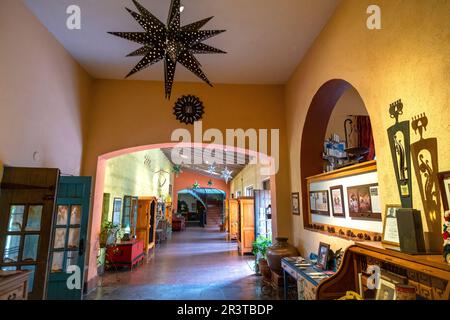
xmin=173 ymin=95 xmax=205 ymax=124
xmin=410 ymin=113 xmax=441 ymax=246
xmin=387 ymin=99 xmax=413 ymax=208
xmin=108 ymin=0 xmax=226 ymax=99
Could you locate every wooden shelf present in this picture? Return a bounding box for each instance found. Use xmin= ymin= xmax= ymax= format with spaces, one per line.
xmin=307 ymin=160 xmax=377 ymax=182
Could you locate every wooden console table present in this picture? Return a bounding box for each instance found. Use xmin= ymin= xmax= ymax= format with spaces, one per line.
xmin=0 ymin=270 xmax=30 ymax=300
xmin=317 ymin=242 xmax=450 ymax=300
xmin=281 ymin=257 xmax=335 ymax=300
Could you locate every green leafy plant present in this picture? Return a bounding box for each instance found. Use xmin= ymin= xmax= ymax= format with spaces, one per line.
xmin=252 ymin=235 xmax=272 ymax=261
xmin=99 ymin=221 xmax=121 ymax=248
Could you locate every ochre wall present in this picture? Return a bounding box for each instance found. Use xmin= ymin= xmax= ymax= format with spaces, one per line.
xmin=82 ymin=80 xmax=291 ymax=282
xmin=286 ymin=0 xmax=450 ymax=257
xmin=172 ymin=169 xmax=230 ymax=211
xmin=0 ymin=0 xmax=92 ymax=175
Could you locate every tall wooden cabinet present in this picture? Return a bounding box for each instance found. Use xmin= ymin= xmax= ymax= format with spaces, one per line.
xmin=237 ymin=197 xmax=255 ymax=255
xmin=136 ymin=197 xmax=157 ymax=255
xmin=227 ymin=199 xmax=239 ymax=241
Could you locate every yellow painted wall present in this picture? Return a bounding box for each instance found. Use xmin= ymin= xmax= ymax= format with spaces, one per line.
xmin=0 ymin=0 xmax=92 ymax=175
xmin=82 ymin=80 xmax=291 ymax=281
xmin=103 ymin=149 xmax=173 ymax=222
xmin=230 ymin=163 xmax=270 ymax=196
xmin=286 ymin=0 xmax=450 ymax=257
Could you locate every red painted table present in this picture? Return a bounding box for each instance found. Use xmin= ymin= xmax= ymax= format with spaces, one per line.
xmin=106 ymin=240 xmax=144 ymax=270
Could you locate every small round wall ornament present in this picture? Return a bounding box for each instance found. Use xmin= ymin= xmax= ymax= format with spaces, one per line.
xmin=173 ymin=95 xmax=204 ymax=125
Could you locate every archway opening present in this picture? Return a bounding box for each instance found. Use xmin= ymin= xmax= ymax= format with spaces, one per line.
xmin=87 ymin=142 xmax=278 ymax=287
xmin=300 ymin=79 xmax=376 ymax=228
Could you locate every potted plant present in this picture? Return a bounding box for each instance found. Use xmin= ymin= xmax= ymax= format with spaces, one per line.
xmin=252 ymin=236 xmax=272 ymax=281
xmin=98 ymin=221 xmax=121 ymax=274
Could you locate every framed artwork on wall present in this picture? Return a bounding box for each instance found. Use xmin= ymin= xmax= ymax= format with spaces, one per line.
xmin=112 ymin=198 xmax=122 ymax=226
xmin=382 ymin=204 xmax=401 ymax=246
xmin=291 ymin=192 xmax=300 ymax=215
xmin=347 ymin=183 xmax=381 ymax=220
xmin=309 ymin=190 xmax=329 ymax=216
xmin=438 ymin=171 xmax=450 ymax=211
xmin=317 ymin=242 xmax=330 ymax=270
xmin=330 ymin=185 xmax=345 ymax=217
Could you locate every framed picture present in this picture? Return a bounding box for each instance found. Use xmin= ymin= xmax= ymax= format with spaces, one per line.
xmin=382 ymin=204 xmax=401 ymax=246
xmin=330 ymin=185 xmax=345 ymax=217
xmin=438 ymin=171 xmax=450 ymax=211
xmin=376 ymin=278 xmax=397 ymax=300
xmin=112 ymin=198 xmax=122 ymax=226
xmin=291 ymin=192 xmax=300 ymax=215
xmin=317 ymin=242 xmax=330 ymax=270
xmin=347 ymin=183 xmax=381 ymax=220
xmin=309 ymin=190 xmax=329 ymax=216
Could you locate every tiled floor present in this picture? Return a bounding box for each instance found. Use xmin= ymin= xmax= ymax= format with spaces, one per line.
xmin=85 ymin=227 xmax=281 ymax=300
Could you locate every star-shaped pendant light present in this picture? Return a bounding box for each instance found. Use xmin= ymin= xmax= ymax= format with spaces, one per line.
xmin=109 ymin=0 xmax=226 ymax=99
xmin=221 ymin=167 xmax=233 ymax=184
xmin=207 ymin=164 xmax=217 ymax=175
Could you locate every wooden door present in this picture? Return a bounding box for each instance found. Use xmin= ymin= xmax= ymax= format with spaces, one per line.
xmin=137 ymin=199 xmax=150 ymax=254
xmin=149 ymin=200 xmax=156 ymax=247
xmin=239 ymin=198 xmax=255 ymax=255
xmin=46 ymin=176 xmax=92 ymax=300
xmin=227 ymin=199 xmax=239 ymax=240
xmin=0 ymin=167 xmax=59 ymax=300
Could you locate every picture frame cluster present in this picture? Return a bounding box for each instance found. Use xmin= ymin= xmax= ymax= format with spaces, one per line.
xmin=308 ymin=184 xmax=381 ymax=220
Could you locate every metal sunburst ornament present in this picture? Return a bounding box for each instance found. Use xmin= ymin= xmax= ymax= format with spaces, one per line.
xmin=108 ymin=0 xmax=226 ymax=99
xmin=173 ymin=95 xmax=204 ymax=124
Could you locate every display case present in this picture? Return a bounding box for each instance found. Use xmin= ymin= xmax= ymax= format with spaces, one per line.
xmin=254 ymin=190 xmax=271 ymax=240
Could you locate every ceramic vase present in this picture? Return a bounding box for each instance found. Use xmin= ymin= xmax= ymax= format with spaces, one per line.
xmin=267 ymin=237 xmax=299 ymax=275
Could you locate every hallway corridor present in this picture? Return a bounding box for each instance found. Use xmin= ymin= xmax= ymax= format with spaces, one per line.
xmin=86 ymin=228 xmax=274 ymax=300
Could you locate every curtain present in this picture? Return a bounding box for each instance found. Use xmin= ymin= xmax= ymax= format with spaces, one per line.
xmin=357 ymin=116 xmax=375 ymax=161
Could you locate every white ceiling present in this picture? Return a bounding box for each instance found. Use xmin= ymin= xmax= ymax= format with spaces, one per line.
xmin=24 ymin=0 xmax=339 ymax=84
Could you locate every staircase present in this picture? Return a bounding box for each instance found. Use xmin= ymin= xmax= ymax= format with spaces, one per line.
xmin=206 ymin=205 xmax=222 ymax=228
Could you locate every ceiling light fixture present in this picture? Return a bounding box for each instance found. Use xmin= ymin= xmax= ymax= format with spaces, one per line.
xmin=221 ymin=167 xmax=233 ymax=184
xmin=108 ymin=0 xmax=226 ymax=99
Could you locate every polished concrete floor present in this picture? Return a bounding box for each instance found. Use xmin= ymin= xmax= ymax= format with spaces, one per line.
xmin=86 ymin=227 xmax=279 ymax=300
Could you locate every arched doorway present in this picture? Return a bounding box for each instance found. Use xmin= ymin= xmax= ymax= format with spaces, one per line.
xmin=88 ymin=142 xmax=277 ymax=283
xmin=300 ymin=79 xmax=376 ymax=228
